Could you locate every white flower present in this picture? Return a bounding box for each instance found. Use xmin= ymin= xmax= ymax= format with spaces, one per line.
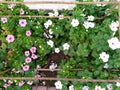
xmin=49 ymin=63 xmax=57 ymax=71
xmin=96 ymin=4 xmax=106 ymax=7
xmin=48 ymin=9 xmax=59 ymax=17
xmin=44 ymin=22 xmax=49 ymax=29
xmin=37 ymin=65 xmax=41 ymax=69
xmin=116 ymin=82 xmax=120 ymax=87
xmin=82 ymin=86 xmax=89 ymax=90
xmin=95 ymin=85 xmax=105 ymax=90
xmin=101 ymin=88 xmax=106 ymax=90
xmin=83 ymin=21 xmax=90 ymax=29
xmin=48 ymin=35 xmax=53 ymax=38
xmin=107 ymin=84 xmax=113 ymax=90
xmin=47 ymin=40 xmax=54 ymax=47
xmin=96 ymin=4 xmax=102 ymax=6
xmin=44 ymin=20 xmax=53 ymax=29
xmin=53 ymin=9 xmax=59 ymax=16
xmin=55 ymin=81 xmax=62 ymax=90
xmin=87 ymin=15 xmax=94 ymax=21
xmin=3 ymin=79 xmax=7 ymax=82
xmin=49 ymin=29 xmax=53 ymax=34
xmin=109 ymin=22 xmax=118 ymax=32
xmin=99 ymin=52 xmax=109 ymax=62
xmin=89 ymin=22 xmax=95 ymax=28
xmin=108 ymin=37 xmax=120 ymax=50
xmin=115 ymin=21 xmax=119 ymax=27
xmin=55 ymin=48 xmax=60 ymax=53
xmin=69 ymin=85 xmax=74 ymax=90
xmin=59 ymin=15 xmax=64 ymax=19
xmin=104 ymin=63 xmax=109 ymax=69
xmin=63 ymin=43 xmax=70 ymax=50
xmin=80 ymin=14 xmax=86 ymax=17
xmin=95 ymin=85 xmax=101 ymax=90
xmin=47 ymin=20 xmax=52 ymax=26
xmin=71 ymin=19 xmax=79 ymax=27
xmin=48 ymin=12 xmax=54 ymax=17
xmin=83 ymin=21 xmax=95 ymax=29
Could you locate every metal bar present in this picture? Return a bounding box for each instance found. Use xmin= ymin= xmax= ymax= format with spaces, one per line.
xmin=36 ymin=68 xmax=120 ymax=71
xmin=36 ymin=68 xmax=83 ymax=71
xmin=0 ymin=77 xmax=119 ymax=82
xmin=118 ymin=2 xmax=120 ymax=40
xmin=0 ymin=1 xmax=119 ymax=5
xmin=0 ymin=15 xmax=70 ymax=19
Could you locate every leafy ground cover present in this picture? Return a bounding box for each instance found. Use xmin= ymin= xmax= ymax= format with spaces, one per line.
xmin=0 ymin=0 xmax=120 ymax=90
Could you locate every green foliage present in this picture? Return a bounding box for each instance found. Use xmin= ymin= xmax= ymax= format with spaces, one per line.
xmin=0 ymin=0 xmax=120 ymax=90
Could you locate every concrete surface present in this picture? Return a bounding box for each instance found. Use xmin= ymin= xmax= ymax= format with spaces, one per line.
xmin=24 ymin=0 xmax=76 ymax=10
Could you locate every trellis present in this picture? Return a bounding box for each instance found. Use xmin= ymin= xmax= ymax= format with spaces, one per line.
xmin=0 ymin=1 xmax=120 ymax=82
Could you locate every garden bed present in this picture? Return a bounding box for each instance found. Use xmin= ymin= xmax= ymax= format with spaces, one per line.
xmin=0 ymin=0 xmax=120 ymax=90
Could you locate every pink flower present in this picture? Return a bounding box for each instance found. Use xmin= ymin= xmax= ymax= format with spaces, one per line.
xmin=6 ymin=35 xmax=15 ymax=43
xmin=8 ymin=4 xmax=16 ymax=9
xmin=26 ymin=30 xmax=31 ymax=36
xmin=31 ymin=54 xmax=38 ymax=59
xmin=19 ymin=81 xmax=25 ymax=86
xmin=19 ymin=19 xmax=27 ymax=27
xmin=30 ymin=47 xmax=36 ymax=53
xmin=25 ymin=57 xmax=32 ymax=63
xmin=3 ymin=84 xmax=8 ymax=88
xmin=7 ymin=83 xmax=11 ymax=87
xmin=1 ymin=17 xmax=7 ymax=23
xmin=24 ymin=51 xmax=30 ymax=57
xmin=35 ymin=74 xmax=40 ymax=79
xmin=27 ymin=81 xmax=33 ymax=85
xmin=23 ymin=65 xmax=29 ymax=71
xmin=43 ymin=32 xmax=48 ymax=38
xmin=20 ymin=8 xmax=24 ymax=15
xmin=8 ymin=80 xmax=13 ymax=85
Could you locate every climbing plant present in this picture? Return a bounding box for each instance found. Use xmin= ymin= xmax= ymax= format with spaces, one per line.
xmin=0 ymin=0 xmax=120 ymax=90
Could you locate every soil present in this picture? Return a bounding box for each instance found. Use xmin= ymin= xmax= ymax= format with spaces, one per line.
xmin=38 ymin=51 xmax=69 ymax=87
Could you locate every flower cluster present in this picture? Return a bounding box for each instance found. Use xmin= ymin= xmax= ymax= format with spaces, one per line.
xmin=23 ymin=46 xmax=39 ymax=71
xmin=83 ymin=21 xmax=95 ymax=29
xmin=3 ymin=80 xmax=13 ymax=88
xmin=44 ymin=20 xmax=53 ymax=29
xmin=0 ymin=1 xmax=120 ymax=89
xmin=3 ymin=79 xmax=33 ymax=88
